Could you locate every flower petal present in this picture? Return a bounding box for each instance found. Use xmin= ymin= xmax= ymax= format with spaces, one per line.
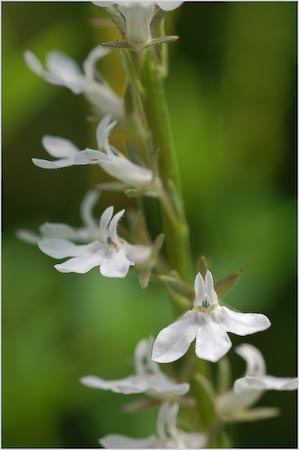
xmin=92 ymin=1 xmax=116 ymax=7
xmin=234 ymin=375 xmax=298 ymax=393
xmin=55 ymin=250 xmax=104 ymax=274
xmin=219 ymin=306 xmax=271 ymax=336
xmin=205 ymin=270 xmax=218 ymax=304
xmin=39 ymin=223 xmax=80 ymax=240
xmin=32 ymin=157 xmax=75 ymax=169
xmin=96 ymin=115 xmax=117 ymax=150
xmin=80 ymin=375 xmax=144 ymax=394
xmin=100 ymin=247 xmax=133 ymax=278
xmin=195 ymin=315 xmax=232 ymax=362
xmin=134 ymin=337 xmax=155 ymax=374
xmin=84 ymin=84 xmax=124 ymax=121
xmin=152 ymin=310 xmax=198 ymax=363
xmin=16 ymin=229 xmax=40 ymax=244
xmin=178 ymin=431 xmax=208 ymax=449
xmin=235 ymin=344 xmax=266 ymax=377
xmin=99 ymin=206 xmax=114 ymax=237
xmin=79 ymin=190 xmax=100 ymax=229
xmin=216 ymin=389 xmax=262 ymax=416
xmin=24 ymin=50 xmax=62 ymax=85
xmin=99 ymin=155 xmax=153 ymax=188
xmin=73 ymin=149 xmax=110 ymax=165
xmin=157 ymin=402 xmax=177 ymax=439
xmin=156 ymin=2 xmax=183 ymax=11
xmin=46 ymin=50 xmax=84 ymax=94
xmin=108 ymin=209 xmax=125 ymax=243
xmin=54 ymin=242 xmax=105 ymax=273
xmin=100 ymin=434 xmax=157 ymax=449
xmin=124 ymin=243 xmax=151 ymax=264
xmin=83 ymin=46 xmax=110 ymax=81
xmin=153 ymin=374 xmax=189 ymax=396
xmin=24 ymin=50 xmax=44 ymax=75
xmin=38 ymin=238 xmax=88 ymax=258
xmin=42 ymin=135 xmax=79 ymax=158
xmin=194 ymin=271 xmax=205 ymax=307
xmin=81 ymin=372 xmax=188 ymax=396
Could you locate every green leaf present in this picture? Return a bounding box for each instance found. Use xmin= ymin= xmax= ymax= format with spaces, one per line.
xmin=101 ymin=40 xmax=130 ymax=49
xmin=196 ymin=255 xmax=208 ymax=277
xmin=138 ymin=234 xmax=164 ymax=289
xmin=157 ymin=271 xmax=193 ymax=300
xmin=215 ymin=269 xmax=243 ymax=298
xmin=148 ymin=35 xmax=179 ymax=47
xmin=105 ymin=5 xmax=126 ymax=36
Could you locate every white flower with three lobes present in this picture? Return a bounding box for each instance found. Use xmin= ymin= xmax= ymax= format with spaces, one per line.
xmin=32 ymin=116 xmax=157 ymax=192
xmin=24 ymin=46 xmax=124 ymax=120
xmin=80 ymin=336 xmax=189 ymax=397
xmin=100 ymin=402 xmax=207 ymax=448
xmin=92 ymin=2 xmax=183 ymax=50
xmin=152 ymin=271 xmax=271 ymax=363
xmin=17 ymin=190 xmax=151 ymax=278
xmin=216 ymin=344 xmax=298 ymax=421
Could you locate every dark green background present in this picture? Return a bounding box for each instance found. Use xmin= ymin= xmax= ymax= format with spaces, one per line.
xmin=3 ymin=2 xmax=297 ymax=447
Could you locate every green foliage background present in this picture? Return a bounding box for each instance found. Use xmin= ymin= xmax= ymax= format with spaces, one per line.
xmin=3 ymin=2 xmax=297 ymax=448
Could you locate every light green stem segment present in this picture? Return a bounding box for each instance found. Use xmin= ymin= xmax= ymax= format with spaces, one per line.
xmin=140 ymin=48 xmax=193 ymax=282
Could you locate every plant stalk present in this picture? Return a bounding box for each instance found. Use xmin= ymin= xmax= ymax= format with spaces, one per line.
xmin=139 ymin=48 xmax=193 ymax=282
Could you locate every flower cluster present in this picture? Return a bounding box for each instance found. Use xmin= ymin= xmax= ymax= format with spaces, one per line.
xmin=20 ymin=1 xmax=297 ymax=448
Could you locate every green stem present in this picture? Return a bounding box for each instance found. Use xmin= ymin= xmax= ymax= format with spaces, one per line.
xmin=125 ymin=44 xmax=214 ymax=434
xmin=139 ymin=48 xmax=192 ymax=282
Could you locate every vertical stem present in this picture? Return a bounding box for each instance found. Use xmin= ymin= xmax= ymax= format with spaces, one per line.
xmin=138 ymin=46 xmax=213 ymax=429
xmin=140 ymin=48 xmax=193 ymax=282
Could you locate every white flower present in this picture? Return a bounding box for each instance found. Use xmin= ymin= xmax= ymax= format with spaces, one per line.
xmin=18 ymin=190 xmax=151 ymax=278
xmin=32 ymin=116 xmax=156 ymax=191
xmin=100 ymin=402 xmax=207 ymax=448
xmin=85 ymin=115 xmax=156 ymax=189
xmin=32 ymin=134 xmax=110 ymax=170
xmin=80 ymin=336 xmax=189 ymax=397
xmin=152 ymin=271 xmax=271 ymax=363
xmin=234 ymin=344 xmax=298 ymax=393
xmin=24 ymin=46 xmax=124 ymax=120
xmin=217 ymin=344 xmax=298 ymax=420
xmin=93 ymin=1 xmax=183 ymax=49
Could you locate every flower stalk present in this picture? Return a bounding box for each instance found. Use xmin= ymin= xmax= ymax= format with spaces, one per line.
xmin=139 ymin=47 xmax=193 ymax=282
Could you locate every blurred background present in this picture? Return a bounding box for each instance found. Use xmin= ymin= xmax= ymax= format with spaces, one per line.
xmin=3 ymin=2 xmax=297 ymax=448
